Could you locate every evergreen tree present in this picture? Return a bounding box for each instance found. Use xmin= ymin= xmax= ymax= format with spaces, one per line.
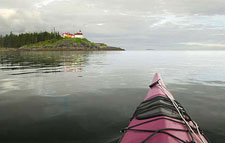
xmin=0 ymin=31 xmax=62 ymax=48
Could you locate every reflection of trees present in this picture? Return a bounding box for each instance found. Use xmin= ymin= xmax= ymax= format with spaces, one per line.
xmin=60 ymin=52 xmax=89 ymax=73
xmin=0 ymin=51 xmax=91 ymax=74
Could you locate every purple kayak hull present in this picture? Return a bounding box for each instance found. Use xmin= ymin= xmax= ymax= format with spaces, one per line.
xmin=120 ymin=73 xmax=208 ymax=143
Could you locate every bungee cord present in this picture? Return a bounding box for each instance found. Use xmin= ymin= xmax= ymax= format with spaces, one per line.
xmin=119 ymin=78 xmax=210 ymax=143
xmin=157 ymin=81 xmax=206 ymax=143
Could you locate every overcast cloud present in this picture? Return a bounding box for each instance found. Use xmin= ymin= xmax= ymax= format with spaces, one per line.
xmin=1 ymin=0 xmax=225 ymax=49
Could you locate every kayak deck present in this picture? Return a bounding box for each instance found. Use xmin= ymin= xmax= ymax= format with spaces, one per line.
xmin=119 ymin=73 xmax=209 ymax=143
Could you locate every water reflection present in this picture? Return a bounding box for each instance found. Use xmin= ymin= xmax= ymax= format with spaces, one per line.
xmin=0 ymin=84 xmax=224 ymax=143
xmin=0 ymin=51 xmax=224 ymax=143
xmin=0 ymin=51 xmax=90 ymax=75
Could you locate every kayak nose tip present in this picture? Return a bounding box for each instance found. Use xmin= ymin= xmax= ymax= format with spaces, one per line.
xmin=152 ymin=73 xmax=166 ymax=87
xmin=153 ymin=73 xmax=161 ymax=81
xmin=155 ymin=72 xmax=160 ymax=77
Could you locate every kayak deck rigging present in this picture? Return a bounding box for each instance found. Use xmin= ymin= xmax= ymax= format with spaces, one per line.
xmin=119 ymin=73 xmax=210 ymax=143
xmin=131 ymin=96 xmax=189 ymax=120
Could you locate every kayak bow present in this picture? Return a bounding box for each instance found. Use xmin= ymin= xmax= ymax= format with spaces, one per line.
xmin=119 ymin=73 xmax=209 ymax=143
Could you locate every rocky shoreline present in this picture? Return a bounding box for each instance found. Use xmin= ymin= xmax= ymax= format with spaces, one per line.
xmin=19 ymin=46 xmax=124 ymax=51
xmin=19 ymin=39 xmax=125 ymax=51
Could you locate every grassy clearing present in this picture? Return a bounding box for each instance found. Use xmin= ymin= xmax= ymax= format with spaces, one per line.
xmin=21 ymin=38 xmax=96 ymax=48
xmin=17 ymin=38 xmax=124 ymax=51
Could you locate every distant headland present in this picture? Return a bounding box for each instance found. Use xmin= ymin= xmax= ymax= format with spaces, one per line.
xmin=0 ymin=31 xmax=125 ymax=51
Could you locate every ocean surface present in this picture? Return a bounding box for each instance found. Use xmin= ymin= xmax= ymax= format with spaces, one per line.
xmin=0 ymin=50 xmax=224 ymax=143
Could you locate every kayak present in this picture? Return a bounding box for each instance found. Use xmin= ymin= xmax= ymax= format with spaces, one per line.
xmin=119 ymin=73 xmax=210 ymax=143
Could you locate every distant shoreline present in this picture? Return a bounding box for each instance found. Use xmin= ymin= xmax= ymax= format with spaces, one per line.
xmin=0 ymin=38 xmax=125 ymax=51
xmin=0 ymin=47 xmax=125 ymax=51
xmin=0 ymin=31 xmax=125 ymax=51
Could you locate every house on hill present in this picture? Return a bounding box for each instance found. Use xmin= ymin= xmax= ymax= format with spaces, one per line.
xmin=61 ymin=30 xmax=84 ymax=38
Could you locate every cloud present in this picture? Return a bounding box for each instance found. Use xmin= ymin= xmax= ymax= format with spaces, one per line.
xmin=180 ymin=42 xmax=225 ymax=47
xmin=1 ymin=0 xmax=225 ymax=49
xmin=96 ymin=23 xmax=104 ymax=26
xmin=35 ymin=0 xmax=67 ymax=8
xmin=0 ymin=8 xmax=45 ymax=34
xmin=0 ymin=8 xmax=16 ymax=19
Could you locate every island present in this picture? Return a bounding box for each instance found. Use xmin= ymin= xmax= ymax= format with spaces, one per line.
xmin=0 ymin=31 xmax=125 ymax=51
xmin=20 ymin=38 xmax=124 ymax=51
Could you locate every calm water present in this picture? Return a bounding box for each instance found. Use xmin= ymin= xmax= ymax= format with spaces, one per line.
xmin=0 ymin=50 xmax=225 ymax=143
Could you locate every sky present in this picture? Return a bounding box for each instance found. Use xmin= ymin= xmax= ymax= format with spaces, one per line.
xmin=1 ymin=0 xmax=225 ymax=50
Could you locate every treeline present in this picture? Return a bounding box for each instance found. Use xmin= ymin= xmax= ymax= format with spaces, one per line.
xmin=0 ymin=32 xmax=62 ymax=48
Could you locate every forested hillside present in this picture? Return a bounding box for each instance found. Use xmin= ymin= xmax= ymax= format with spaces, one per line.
xmin=0 ymin=32 xmax=62 ymax=48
